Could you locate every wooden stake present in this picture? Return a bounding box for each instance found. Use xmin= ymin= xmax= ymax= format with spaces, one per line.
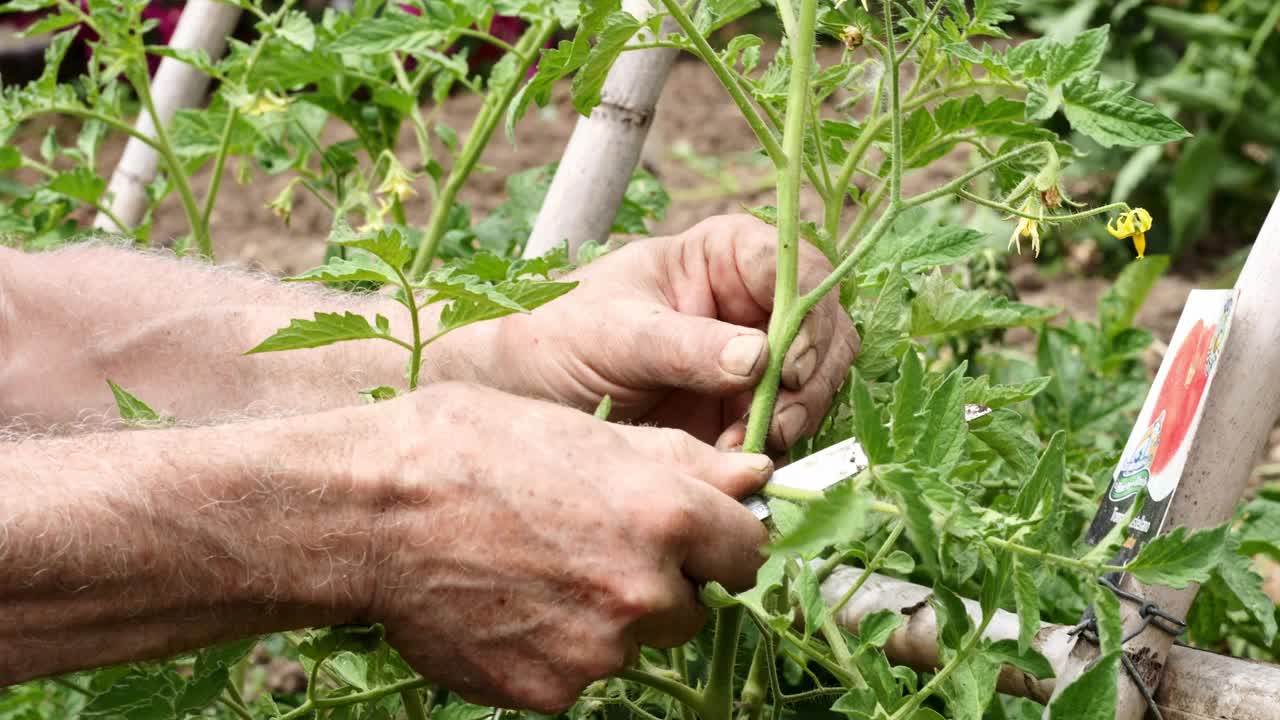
xmin=522 ymin=0 xmax=678 ymax=258
xmin=822 ymin=568 xmax=1280 ymax=719
xmin=1047 ymin=191 xmax=1280 ymax=718
xmin=93 ymin=0 xmax=241 ymax=232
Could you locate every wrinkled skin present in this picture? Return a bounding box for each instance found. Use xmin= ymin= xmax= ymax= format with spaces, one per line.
xmin=371 ymin=382 xmax=771 ymax=711
xmin=438 ymin=214 xmax=859 ymax=451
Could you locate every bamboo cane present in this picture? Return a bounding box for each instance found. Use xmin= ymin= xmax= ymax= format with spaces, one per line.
xmin=522 ymin=0 xmax=678 ymax=259
xmin=93 ymin=0 xmax=241 ymax=232
xmin=1043 ymin=193 xmax=1280 ymax=718
xmin=821 ymin=568 xmax=1280 ymax=719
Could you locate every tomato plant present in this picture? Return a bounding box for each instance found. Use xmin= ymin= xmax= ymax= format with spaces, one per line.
xmin=2 ymin=1 xmax=1278 ymax=720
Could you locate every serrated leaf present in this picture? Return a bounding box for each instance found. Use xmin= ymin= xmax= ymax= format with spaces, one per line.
xmin=849 ymin=369 xmax=891 ymax=464
xmin=1098 ymin=255 xmax=1168 ymax=339
xmin=890 ymin=350 xmax=928 ymax=459
xmin=881 ymin=550 xmax=915 ymax=574
xmin=1014 ymin=431 xmax=1065 ymax=519
xmin=329 ymin=14 xmax=445 ymax=54
xmin=876 ymin=465 xmax=940 ymax=575
xmin=1044 ymin=25 xmax=1108 ymax=86
xmin=277 ymin=10 xmax=316 ymax=51
xmin=1123 ymin=524 xmax=1230 ymax=588
xmin=857 ymin=609 xmax=905 ymax=648
xmin=911 ymin=274 xmax=1058 ymax=336
xmin=246 ymin=312 xmax=393 ymax=354
xmin=1213 ymin=540 xmax=1278 ymax=643
xmin=434 ymin=276 xmax=577 ymax=336
xmin=106 ymin=380 xmax=163 ymax=425
xmin=963 ymin=376 xmax=1051 ymax=408
xmin=931 ymin=584 xmax=973 ymax=651
xmin=571 ymin=12 xmax=642 ymax=116
xmin=916 ymin=365 xmax=968 ymax=475
xmin=794 ymin=563 xmax=827 ymax=638
xmin=863 ymin=212 xmax=984 ymax=275
xmin=285 ymin=254 xmax=399 ymax=286
xmin=48 ymin=167 xmax=105 ymax=205
xmin=333 ymin=227 xmax=412 ymax=272
xmin=985 ymin=639 xmax=1054 ymax=679
xmin=1048 ymin=651 xmax=1118 ymax=720
xmin=768 ymin=476 xmax=874 ymax=557
xmin=1093 ymin=582 xmax=1124 ymax=655
xmin=972 ymin=408 xmax=1041 ymax=476
xmin=1012 ymin=558 xmax=1040 ymax=654
xmin=1062 ymin=74 xmax=1191 ymax=148
xmin=693 ymin=0 xmax=760 ymax=34
xmin=854 ymin=269 xmax=910 ymax=378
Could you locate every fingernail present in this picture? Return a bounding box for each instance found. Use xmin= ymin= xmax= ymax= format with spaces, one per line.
xmin=795 ymin=347 xmax=818 ymax=386
xmin=776 ymin=405 xmax=809 ymax=447
xmin=735 ymin=453 xmax=773 ymax=475
xmin=719 ymin=334 xmax=767 ymax=377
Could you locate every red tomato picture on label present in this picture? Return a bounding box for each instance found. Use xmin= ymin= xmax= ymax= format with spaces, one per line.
xmin=1149 ymin=319 xmax=1216 ymax=475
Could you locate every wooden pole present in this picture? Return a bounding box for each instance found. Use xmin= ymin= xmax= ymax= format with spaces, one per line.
xmin=821 ymin=568 xmax=1280 ymax=719
xmin=93 ymin=0 xmax=241 ymax=232
xmin=522 ymin=0 xmax=678 ymax=258
xmin=1044 ymin=192 xmax=1280 ymax=717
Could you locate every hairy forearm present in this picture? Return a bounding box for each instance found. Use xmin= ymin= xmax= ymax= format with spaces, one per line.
xmin=0 ymin=243 xmax=442 ymax=427
xmin=0 ymin=402 xmax=394 ymax=685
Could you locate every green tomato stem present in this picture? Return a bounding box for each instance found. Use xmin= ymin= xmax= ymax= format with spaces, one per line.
xmin=409 ymin=18 xmax=554 ymax=278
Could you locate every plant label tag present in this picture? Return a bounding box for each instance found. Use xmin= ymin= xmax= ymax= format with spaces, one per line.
xmin=1083 ymin=288 xmax=1238 ymax=568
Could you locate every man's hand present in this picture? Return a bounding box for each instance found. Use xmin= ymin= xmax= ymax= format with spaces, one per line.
xmin=0 ymin=382 xmax=768 ymax=712
xmin=372 ymin=383 xmax=769 ymax=710
xmin=434 ymin=215 xmax=858 ymax=450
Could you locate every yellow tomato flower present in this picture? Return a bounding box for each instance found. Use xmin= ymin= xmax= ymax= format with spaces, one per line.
xmin=1009 ymin=201 xmax=1042 ymax=257
xmin=241 ymin=91 xmax=290 ymax=117
xmin=1107 ymin=208 xmax=1153 ymax=259
xmin=377 ymin=156 xmax=417 ymax=203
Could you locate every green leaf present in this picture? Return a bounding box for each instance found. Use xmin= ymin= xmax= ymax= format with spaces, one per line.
xmin=849 ymin=369 xmax=891 ymax=464
xmin=1014 ymin=431 xmax=1065 ymax=519
xmin=1011 ymin=558 xmax=1040 ymax=654
xmin=1093 ymin=583 xmax=1124 ymax=655
xmin=853 ymin=269 xmax=910 ymax=378
xmin=969 ymin=0 xmax=1016 ymax=37
xmin=329 ymin=14 xmax=445 ymax=54
xmin=106 ymin=380 xmax=163 ymax=425
xmin=81 ymin=668 xmax=183 ymax=718
xmin=863 ymin=212 xmax=984 ymax=275
xmin=1168 ymin=133 xmax=1223 ymax=250
xmin=972 ymin=408 xmax=1041 ymax=476
xmin=48 ymin=167 xmax=106 ymax=205
xmin=0 ymin=146 xmax=20 ymax=172
xmin=1123 ymin=524 xmax=1231 ymax=588
xmin=915 ymin=365 xmax=967 ymax=475
xmin=911 ymin=274 xmax=1058 ymax=337
xmin=277 ymin=10 xmax=317 ymax=51
xmin=694 ymin=0 xmax=760 ymax=34
xmin=570 ymin=12 xmax=642 ymax=116
xmin=0 ymin=0 xmax=58 ymax=12
xmin=881 ymin=550 xmax=915 ymax=574
xmin=1061 ymin=74 xmax=1191 ymax=148
xmin=963 ymin=376 xmax=1052 ymax=408
xmin=876 ymin=465 xmax=940 ymax=575
xmin=360 ymin=386 xmax=399 ymax=403
xmin=333 ymin=227 xmax=412 ymax=272
xmin=285 ymin=254 xmax=399 ymax=286
xmin=794 ymin=563 xmax=827 ymax=638
xmin=1098 ymin=255 xmax=1169 ymax=339
xmin=1145 ymin=6 xmax=1251 ymax=40
xmin=768 ymin=475 xmax=874 ymax=557
xmin=433 ymin=275 xmax=578 ymax=336
xmin=857 ymin=609 xmax=905 ymax=648
xmin=931 ymin=584 xmax=973 ymax=651
xmin=1048 ymin=651 xmax=1118 ymax=720
xmin=246 ymin=312 xmax=394 ymax=354
xmin=1043 ymin=25 xmax=1108 ymax=86
xmin=985 ymin=639 xmax=1054 ymax=679
xmin=890 ymin=351 xmax=927 ymax=458
xmin=1212 ymin=540 xmax=1278 ymax=643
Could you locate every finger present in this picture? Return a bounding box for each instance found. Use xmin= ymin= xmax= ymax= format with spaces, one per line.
xmin=715 ymin=420 xmax=746 ymax=452
xmin=782 ymin=315 xmax=818 ymax=390
xmin=768 ymin=326 xmax=858 ymax=450
xmin=617 ymin=424 xmax=772 ymax=498
xmin=630 ymin=577 xmax=706 ymax=649
xmin=608 ymin=308 xmax=772 ymax=397
xmin=679 ymin=479 xmax=769 ymax=592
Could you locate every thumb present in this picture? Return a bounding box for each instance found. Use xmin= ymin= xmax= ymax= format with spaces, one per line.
xmin=625 ymin=312 xmax=769 ymax=397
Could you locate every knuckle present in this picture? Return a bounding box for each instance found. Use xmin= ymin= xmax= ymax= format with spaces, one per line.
xmin=644 ymin=493 xmax=698 ymax=545
xmin=658 ymin=428 xmax=700 ymax=463
xmin=607 ymin=575 xmax=671 ymax=620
